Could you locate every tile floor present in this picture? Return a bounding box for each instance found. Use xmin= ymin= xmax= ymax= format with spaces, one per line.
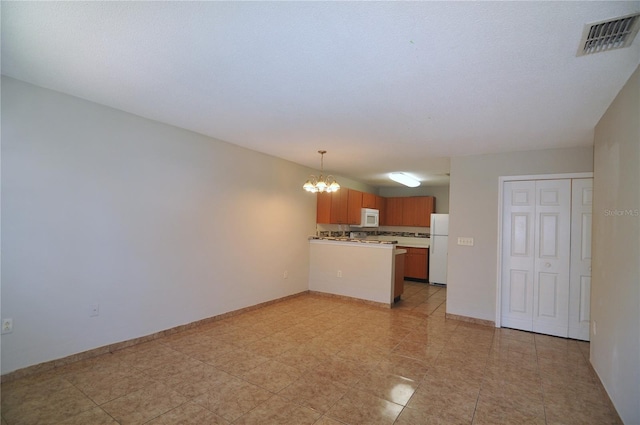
xmin=0 ymin=283 xmax=621 ymax=424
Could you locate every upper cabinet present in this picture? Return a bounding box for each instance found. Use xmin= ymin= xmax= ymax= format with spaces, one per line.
xmin=383 ymin=196 xmax=435 ymax=227
xmin=330 ymin=189 xmax=349 ymax=224
xmin=317 ymin=192 xmax=332 ymax=224
xmin=362 ymin=192 xmax=376 ymax=208
xmin=317 ymin=188 xmax=364 ymax=225
xmin=347 ymin=190 xmax=363 ymax=224
xmin=317 ymin=192 xmax=432 ymax=227
xmin=402 ymin=196 xmax=435 ymax=226
xmin=384 ymin=197 xmax=404 ymax=226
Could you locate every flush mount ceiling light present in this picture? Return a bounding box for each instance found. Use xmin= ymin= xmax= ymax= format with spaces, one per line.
xmin=389 ymin=172 xmax=420 ymax=187
xmin=303 ymin=150 xmax=340 ymax=193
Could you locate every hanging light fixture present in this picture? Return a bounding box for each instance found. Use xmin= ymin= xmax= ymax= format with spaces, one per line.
xmin=303 ymin=150 xmax=340 ymax=193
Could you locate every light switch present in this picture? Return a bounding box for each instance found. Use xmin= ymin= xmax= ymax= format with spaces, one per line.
xmin=457 ymin=237 xmax=474 ymax=246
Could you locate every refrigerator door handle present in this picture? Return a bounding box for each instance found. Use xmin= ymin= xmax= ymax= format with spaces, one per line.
xmin=431 ymin=237 xmax=435 ymax=253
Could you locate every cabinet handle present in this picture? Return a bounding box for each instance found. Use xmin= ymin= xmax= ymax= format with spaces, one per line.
xmin=545 ymin=262 xmax=551 ymax=268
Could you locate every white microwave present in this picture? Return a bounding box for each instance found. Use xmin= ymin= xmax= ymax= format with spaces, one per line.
xmin=358 ymin=208 xmax=379 ymax=228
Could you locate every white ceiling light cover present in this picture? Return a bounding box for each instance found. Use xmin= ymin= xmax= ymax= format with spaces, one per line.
xmin=390 ymin=172 xmax=420 ymax=188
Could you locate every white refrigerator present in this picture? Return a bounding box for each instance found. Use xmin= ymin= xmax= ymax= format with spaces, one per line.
xmin=429 ymin=214 xmax=449 ymax=285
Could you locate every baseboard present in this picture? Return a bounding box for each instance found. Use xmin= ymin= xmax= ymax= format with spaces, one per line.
xmin=585 ymin=358 xmax=625 ymax=425
xmin=445 ymin=312 xmax=495 ymax=327
xmin=1 ymin=290 xmax=309 ymax=383
xmin=307 ymin=290 xmax=392 ymax=309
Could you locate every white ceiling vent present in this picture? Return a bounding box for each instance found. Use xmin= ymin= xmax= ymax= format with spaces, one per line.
xmin=577 ymin=13 xmax=640 ymax=56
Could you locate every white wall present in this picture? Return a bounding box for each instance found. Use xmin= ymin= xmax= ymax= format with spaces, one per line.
xmin=0 ymin=77 xmax=318 ymax=374
xmin=591 ymin=66 xmax=639 ymax=425
xmin=447 ymin=146 xmax=593 ymax=321
xmin=309 ymin=241 xmax=394 ymax=305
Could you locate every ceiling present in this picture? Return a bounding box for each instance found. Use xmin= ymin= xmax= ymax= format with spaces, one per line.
xmin=2 ymin=2 xmax=639 ymax=187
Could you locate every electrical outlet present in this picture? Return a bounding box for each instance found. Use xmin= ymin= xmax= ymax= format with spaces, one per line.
xmin=283 ymin=270 xmax=289 ymax=279
xmin=457 ymin=237 xmax=474 ymax=246
xmin=337 ymin=270 xmax=342 ymax=278
xmin=2 ymin=318 xmax=13 ymax=334
xmin=90 ymin=304 xmax=100 ymax=317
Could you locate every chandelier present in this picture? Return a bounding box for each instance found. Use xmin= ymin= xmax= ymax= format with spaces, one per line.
xmin=303 ymin=150 xmax=340 ymax=193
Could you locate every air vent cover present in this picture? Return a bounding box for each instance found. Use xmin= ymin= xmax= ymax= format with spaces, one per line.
xmin=577 ymin=13 xmax=640 ymax=56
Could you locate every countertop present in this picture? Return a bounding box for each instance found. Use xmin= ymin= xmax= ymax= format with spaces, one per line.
xmin=308 ymin=236 xmax=396 ymax=245
xmin=308 ymin=236 xmax=429 ymax=249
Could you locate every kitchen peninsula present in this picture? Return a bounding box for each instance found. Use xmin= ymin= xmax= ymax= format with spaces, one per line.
xmin=308 ymin=237 xmax=406 ymax=306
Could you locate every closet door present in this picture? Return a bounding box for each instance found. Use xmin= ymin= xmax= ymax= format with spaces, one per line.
xmin=569 ymin=179 xmax=593 ymax=341
xmin=501 ymin=181 xmax=536 ymax=331
xmin=532 ymin=180 xmax=571 ymax=337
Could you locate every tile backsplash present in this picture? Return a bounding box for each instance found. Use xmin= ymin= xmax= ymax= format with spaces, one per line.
xmin=316 ymin=224 xmax=430 ymax=238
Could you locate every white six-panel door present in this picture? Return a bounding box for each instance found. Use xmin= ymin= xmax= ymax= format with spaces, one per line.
xmin=569 ymin=179 xmax=593 ymax=340
xmin=501 ymin=181 xmax=536 ymax=332
xmin=501 ymin=179 xmax=588 ymax=339
xmin=532 ymin=180 xmax=571 ymax=337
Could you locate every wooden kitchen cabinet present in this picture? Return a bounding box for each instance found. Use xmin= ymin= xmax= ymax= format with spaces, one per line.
xmin=347 ymin=189 xmax=363 ymax=224
xmin=402 ymin=197 xmax=420 ymax=226
xmin=330 ymin=189 xmax=349 ymax=224
xmin=316 ymin=192 xmax=332 ymax=224
xmin=421 ymin=197 xmax=435 ymax=227
xmin=402 ymin=247 xmax=428 ymax=280
xmin=386 ymin=196 xmax=435 ymax=227
xmin=403 ymin=196 xmax=435 ymax=226
xmin=326 ymin=188 xmax=362 ymax=225
xmin=362 ymin=192 xmax=376 ymax=208
xmin=376 ymin=196 xmax=386 ymax=224
xmin=384 ymin=197 xmax=404 ymax=226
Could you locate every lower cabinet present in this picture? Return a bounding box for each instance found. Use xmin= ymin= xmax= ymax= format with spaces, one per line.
xmin=398 ymin=246 xmax=429 ymax=281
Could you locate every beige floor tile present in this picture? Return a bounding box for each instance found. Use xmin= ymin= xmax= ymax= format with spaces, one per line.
xmin=243 ymin=335 xmax=298 ymax=358
xmin=1 ymin=373 xmax=74 ymax=417
xmin=185 ymin=341 xmax=237 ymax=365
xmin=101 ymin=381 xmax=188 ymax=425
xmin=474 ymin=392 xmax=545 ymax=423
xmin=191 ymin=378 xmax=273 ymax=422
xmin=3 ymin=385 xmax=97 ymax=425
xmin=312 ymin=416 xmax=346 ymax=425
xmin=216 ymin=348 xmax=270 ymax=376
xmin=2 ymin=289 xmax=621 ymax=425
xmin=396 ymin=407 xmax=471 ymax=425
xmin=278 ymin=374 xmax=349 ymax=413
xmin=66 ymin=364 xmax=157 ymax=405
xmin=163 ymin=362 xmax=235 ymax=399
xmin=141 ymin=356 xmax=205 ymax=382
xmin=355 ymin=371 xmax=418 ymax=406
xmin=57 ymin=406 xmax=118 ymax=424
xmin=233 ymin=395 xmax=320 ymax=425
xmin=306 ymin=356 xmax=372 ymax=386
xmin=274 ymin=345 xmax=325 ymax=371
xmin=145 ymin=401 xmax=229 ymax=424
xmin=113 ymin=342 xmax=190 ymax=372
xmin=392 ymin=340 xmax=443 ymax=362
xmin=376 ymin=353 xmax=430 ymax=382
xmin=326 ymin=388 xmax=403 ymax=425
xmin=407 ymin=382 xmax=477 ymax=422
xmin=241 ymin=359 xmax=302 ymax=392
